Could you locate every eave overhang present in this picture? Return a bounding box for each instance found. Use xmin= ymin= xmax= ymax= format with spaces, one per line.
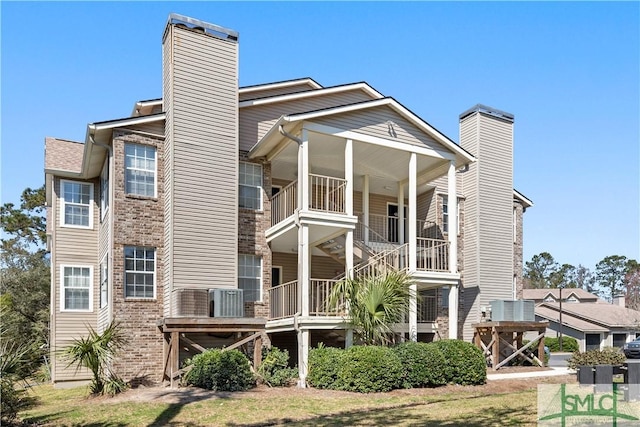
xmin=514 ymin=189 xmax=533 ymax=209
xmin=239 ymin=82 xmax=383 ymax=107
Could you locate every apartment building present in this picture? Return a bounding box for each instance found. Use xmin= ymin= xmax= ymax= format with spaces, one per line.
xmin=44 ymin=14 xmax=532 ymax=387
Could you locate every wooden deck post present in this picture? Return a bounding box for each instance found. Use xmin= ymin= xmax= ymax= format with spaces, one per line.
xmin=491 ymin=326 xmax=500 ymax=370
xmin=254 ymin=335 xmax=262 ymax=369
xmin=170 ymin=331 xmax=179 ymax=388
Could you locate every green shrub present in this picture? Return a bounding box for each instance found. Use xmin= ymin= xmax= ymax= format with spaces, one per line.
xmin=433 ymin=339 xmax=486 ymax=385
xmin=258 ymin=346 xmax=298 ymax=387
xmin=567 ymin=347 xmax=626 ymax=370
xmin=1 ymin=377 xmax=26 ymax=424
xmin=308 ymin=345 xmax=344 ymax=389
xmin=184 ymin=349 xmax=255 ymax=391
xmin=544 ymin=337 xmax=579 ymax=353
xmin=392 ymin=342 xmax=447 ymax=388
xmin=336 ymin=345 xmax=403 ymax=393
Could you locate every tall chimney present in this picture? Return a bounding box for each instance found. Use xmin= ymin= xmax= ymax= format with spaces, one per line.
xmin=459 ymin=104 xmax=515 ymax=340
xmin=162 ymin=14 xmax=239 ymax=316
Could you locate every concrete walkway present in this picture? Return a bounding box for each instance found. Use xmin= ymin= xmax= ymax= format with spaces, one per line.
xmin=487 ymin=367 xmax=574 ymax=380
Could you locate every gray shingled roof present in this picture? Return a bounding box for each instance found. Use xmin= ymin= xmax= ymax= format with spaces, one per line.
xmin=537 ymin=302 xmax=640 ymax=330
xmin=523 ymin=288 xmax=600 ymax=302
xmin=45 ymin=137 xmax=84 ymax=173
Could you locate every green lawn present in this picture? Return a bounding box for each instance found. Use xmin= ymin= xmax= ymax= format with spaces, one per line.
xmin=19 ymin=378 xmax=569 ymax=426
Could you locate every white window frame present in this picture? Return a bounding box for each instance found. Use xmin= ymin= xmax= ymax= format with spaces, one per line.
xmin=442 ymin=195 xmax=460 ymax=236
xmin=124 ymin=143 xmax=157 ymax=198
xmin=124 ymin=246 xmax=156 ymax=299
xmin=100 ymin=157 xmax=109 ymax=220
xmin=60 ymin=264 xmax=93 ymax=312
xmin=239 ymin=162 xmax=263 ymax=210
xmin=99 ymin=254 xmax=108 ymax=309
xmin=60 ymin=180 xmax=94 ymax=229
xmin=238 ymin=254 xmax=263 ymax=302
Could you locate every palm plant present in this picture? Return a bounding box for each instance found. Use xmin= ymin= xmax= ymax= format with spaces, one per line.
xmin=329 ymin=270 xmax=415 ymax=345
xmin=64 ymin=320 xmax=127 ymax=395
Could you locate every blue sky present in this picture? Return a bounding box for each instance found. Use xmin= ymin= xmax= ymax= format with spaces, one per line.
xmin=2 ymin=2 xmax=638 ymax=271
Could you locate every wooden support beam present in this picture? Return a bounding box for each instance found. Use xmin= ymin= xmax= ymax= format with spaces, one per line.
xmin=492 ymin=327 xmax=500 ymax=370
xmin=495 ymin=332 xmax=545 ymax=369
xmin=181 ymin=334 xmax=207 ymax=353
xmin=224 ymin=332 xmax=263 ymax=352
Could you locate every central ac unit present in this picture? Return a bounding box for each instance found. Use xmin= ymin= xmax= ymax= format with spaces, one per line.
xmin=173 ymin=289 xmax=209 ymax=317
xmin=209 ymin=288 xmax=244 ymax=317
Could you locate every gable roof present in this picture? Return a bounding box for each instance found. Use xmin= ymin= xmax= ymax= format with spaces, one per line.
xmin=239 ymin=77 xmax=322 ymax=94
xmin=239 ymin=82 xmax=383 ymax=107
xmin=537 ymin=302 xmax=640 ymax=329
xmin=523 ymin=288 xmax=600 ymax=302
xmin=249 ymin=97 xmax=476 ymax=166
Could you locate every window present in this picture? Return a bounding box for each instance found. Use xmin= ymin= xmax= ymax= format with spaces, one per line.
xmin=100 ymin=158 xmax=109 ymax=219
xmin=239 ymin=162 xmax=263 ymax=210
xmin=61 ymin=180 xmax=93 ymax=228
xmin=442 ymin=196 xmax=460 ymax=235
xmin=99 ymin=256 xmax=108 ymax=309
xmin=61 ymin=266 xmax=92 ymax=311
xmin=238 ymin=254 xmax=262 ymax=302
xmin=124 ymin=247 xmax=155 ymax=298
xmin=125 ymin=143 xmax=156 ymax=197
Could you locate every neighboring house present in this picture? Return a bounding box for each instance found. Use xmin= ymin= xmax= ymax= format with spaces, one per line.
xmin=523 ymin=289 xmax=640 ymax=351
xmin=44 ymin=14 xmax=532 ymax=387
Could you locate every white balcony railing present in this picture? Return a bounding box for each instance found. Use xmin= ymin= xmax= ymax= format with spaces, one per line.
xmin=271 ymin=181 xmax=297 ymax=226
xmin=270 ymin=174 xmax=347 ymax=227
xmin=269 ymin=280 xmax=298 ymax=320
xmin=416 ymin=238 xmax=449 ymax=272
xmin=310 ymin=279 xmax=345 ymax=316
xmin=309 ymin=174 xmax=346 ymax=214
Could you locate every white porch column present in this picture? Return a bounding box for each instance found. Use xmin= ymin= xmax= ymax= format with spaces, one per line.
xmin=397 ymin=183 xmax=405 ymax=245
xmin=345 ymin=139 xmax=353 ymax=216
xmin=298 ymin=128 xmax=309 ymax=211
xmin=408 ymin=153 xmax=417 ymax=341
xmin=299 ymin=224 xmax=310 ymax=317
xmin=363 ymin=175 xmax=370 ymax=246
xmin=447 ymin=160 xmax=459 ymax=339
xmin=297 ymin=328 xmax=310 ymax=388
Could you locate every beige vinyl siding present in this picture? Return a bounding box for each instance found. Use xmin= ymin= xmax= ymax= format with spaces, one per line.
xmin=239 ymin=83 xmax=318 ymax=102
xmin=461 ymin=112 xmax=514 ymax=340
xmin=239 ymin=91 xmax=374 ymax=151
xmin=272 ymin=252 xmax=345 ymax=283
xmin=52 ymin=177 xmax=99 ymax=382
xmin=163 ymin=29 xmax=174 ymax=317
xmin=312 ymin=106 xmax=449 ymax=153
xmin=164 ymin=25 xmax=239 ymax=297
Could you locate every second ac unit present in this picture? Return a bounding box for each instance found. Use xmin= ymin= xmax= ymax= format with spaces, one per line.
xmin=209 ymin=288 xmax=244 ymax=318
xmin=173 ymin=289 xmax=209 ymax=317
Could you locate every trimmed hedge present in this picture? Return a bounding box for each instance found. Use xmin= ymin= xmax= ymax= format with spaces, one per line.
xmin=567 ymin=347 xmax=626 ymax=370
xmin=392 ymin=342 xmax=447 ymax=388
xmin=184 ymin=349 xmax=255 ymax=391
xmin=544 ymin=337 xmax=579 ymax=353
xmin=308 ymin=345 xmax=344 ymax=389
xmin=433 ymin=339 xmax=486 ymax=385
xmin=336 ymin=345 xmax=403 ymax=393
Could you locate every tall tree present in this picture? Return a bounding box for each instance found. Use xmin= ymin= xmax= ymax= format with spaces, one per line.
xmin=574 ymin=264 xmax=596 ymax=293
xmin=0 ymin=185 xmax=50 ymax=374
xmin=624 ymin=261 xmax=640 ymax=311
xmin=524 ymin=252 xmax=558 ymax=289
xmin=594 ymin=255 xmax=630 ymax=302
xmin=549 ymin=263 xmax=577 ymax=289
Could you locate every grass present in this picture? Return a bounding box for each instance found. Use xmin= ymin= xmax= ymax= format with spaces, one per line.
xmin=19 ymin=379 xmax=566 ymax=426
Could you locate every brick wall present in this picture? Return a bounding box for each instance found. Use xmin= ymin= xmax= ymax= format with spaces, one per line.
xmin=513 ymin=202 xmax=525 ymax=299
xmin=111 ymin=129 xmax=165 ymax=385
